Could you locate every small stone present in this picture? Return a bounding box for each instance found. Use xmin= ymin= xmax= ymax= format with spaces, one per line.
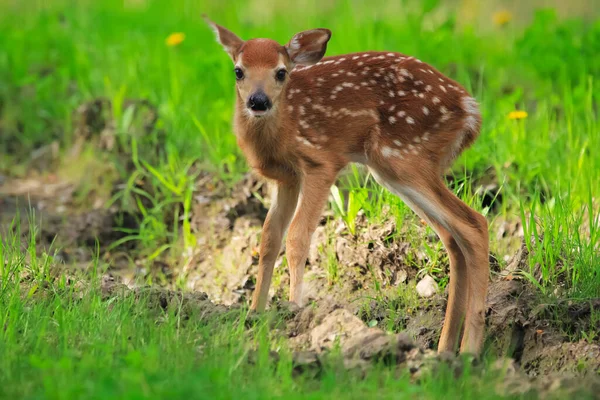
xmin=395 ymin=269 xmax=408 ymax=284
xmin=416 ymin=275 xmax=438 ymax=298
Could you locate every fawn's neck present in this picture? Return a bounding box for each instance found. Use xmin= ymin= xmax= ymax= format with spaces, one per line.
xmin=234 ymin=98 xmax=299 ymax=182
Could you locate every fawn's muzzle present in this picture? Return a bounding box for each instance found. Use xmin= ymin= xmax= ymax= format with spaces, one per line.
xmin=247 ymin=91 xmax=272 ymax=113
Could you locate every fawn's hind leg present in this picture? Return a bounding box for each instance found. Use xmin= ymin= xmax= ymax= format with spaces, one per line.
xmin=369 ymin=167 xmax=488 ymax=354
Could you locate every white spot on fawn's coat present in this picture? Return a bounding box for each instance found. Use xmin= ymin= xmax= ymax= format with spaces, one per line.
xmin=381 ymin=146 xmax=402 ymax=159
xmin=399 ymin=69 xmax=412 ymax=78
xmin=461 ymin=96 xmax=480 ymax=116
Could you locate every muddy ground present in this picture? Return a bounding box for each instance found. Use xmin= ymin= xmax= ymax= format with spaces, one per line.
xmin=1 ymin=99 xmax=599 ymax=397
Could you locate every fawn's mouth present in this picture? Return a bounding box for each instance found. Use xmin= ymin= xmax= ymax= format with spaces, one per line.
xmin=247 ymin=108 xmax=269 ymax=118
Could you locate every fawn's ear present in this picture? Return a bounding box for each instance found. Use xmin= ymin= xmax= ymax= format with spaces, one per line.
xmin=204 ymin=16 xmax=244 ymax=61
xmin=285 ymin=29 xmax=332 ymax=65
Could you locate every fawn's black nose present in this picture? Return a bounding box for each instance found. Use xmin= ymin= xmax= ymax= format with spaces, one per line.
xmin=247 ymin=91 xmax=272 ymax=112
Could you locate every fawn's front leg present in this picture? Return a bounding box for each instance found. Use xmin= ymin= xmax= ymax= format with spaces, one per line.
xmin=286 ymin=173 xmax=337 ymax=305
xmin=250 ymin=181 xmax=300 ymax=311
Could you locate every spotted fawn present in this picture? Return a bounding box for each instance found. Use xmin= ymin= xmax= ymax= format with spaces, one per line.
xmin=206 ymin=17 xmax=489 ymax=355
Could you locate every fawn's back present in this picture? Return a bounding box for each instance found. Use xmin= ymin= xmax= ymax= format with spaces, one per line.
xmin=287 ymin=52 xmax=480 ymax=175
xmin=221 ymin=36 xmax=481 ymax=183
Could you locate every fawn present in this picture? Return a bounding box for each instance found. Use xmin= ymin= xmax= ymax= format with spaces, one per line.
xmin=206 ymin=17 xmax=489 ymax=355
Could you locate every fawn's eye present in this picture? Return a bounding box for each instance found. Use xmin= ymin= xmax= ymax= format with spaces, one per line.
xmin=275 ymin=69 xmax=287 ymax=82
xmin=234 ymin=67 xmax=244 ymax=80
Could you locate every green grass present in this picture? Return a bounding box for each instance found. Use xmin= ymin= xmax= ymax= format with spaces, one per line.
xmin=1 ymin=0 xmax=600 ymax=398
xmin=1 ymin=222 xmax=523 ymax=400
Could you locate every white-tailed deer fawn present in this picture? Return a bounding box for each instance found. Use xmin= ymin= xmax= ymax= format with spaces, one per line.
xmin=206 ymin=17 xmax=489 ymax=355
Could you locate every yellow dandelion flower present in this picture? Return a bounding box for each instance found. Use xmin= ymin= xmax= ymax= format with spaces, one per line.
xmin=508 ymin=111 xmax=528 ymax=120
xmin=165 ymin=32 xmax=185 ymax=47
xmin=493 ymin=10 xmax=513 ymax=27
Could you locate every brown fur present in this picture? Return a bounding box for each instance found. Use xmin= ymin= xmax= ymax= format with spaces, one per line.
xmin=207 ymin=18 xmax=489 ymax=356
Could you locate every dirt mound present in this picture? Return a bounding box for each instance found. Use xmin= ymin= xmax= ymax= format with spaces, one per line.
xmin=485 ymin=278 xmax=600 ymax=376
xmin=289 ymin=307 xmax=424 ymax=371
xmin=184 ymin=174 xmax=270 ymax=303
xmin=181 ymin=173 xmax=600 ymax=381
xmin=185 ymin=173 xmax=439 ymax=308
xmin=96 ymin=276 xmax=600 ymax=397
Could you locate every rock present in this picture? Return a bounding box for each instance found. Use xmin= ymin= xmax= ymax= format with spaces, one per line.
xmin=416 ymin=275 xmax=438 ymax=298
xmin=310 ymin=309 xmax=366 ymax=352
xmin=395 ymin=269 xmax=408 ymax=285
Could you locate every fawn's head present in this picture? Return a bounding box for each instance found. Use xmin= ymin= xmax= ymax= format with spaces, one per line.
xmin=205 ymin=17 xmax=331 ymax=118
